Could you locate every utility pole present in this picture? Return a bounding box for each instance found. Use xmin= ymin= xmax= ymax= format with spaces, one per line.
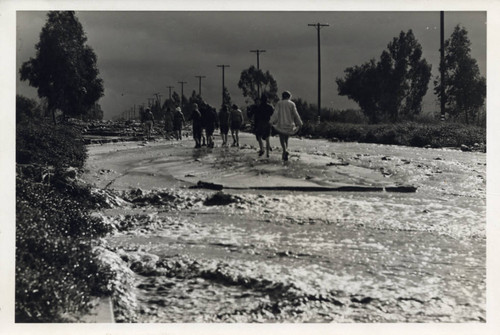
xmin=308 ymin=22 xmax=329 ymax=123
xmin=166 ymin=86 xmax=174 ymax=101
xmin=178 ymin=81 xmax=187 ymax=110
xmin=250 ymin=49 xmax=266 ymax=70
xmin=154 ymin=93 xmax=162 ymax=109
xmin=195 ymin=75 xmax=206 ymax=97
xmin=250 ymin=49 xmax=266 ymax=98
xmin=217 ymin=65 xmax=230 ymax=107
xmin=440 ymin=11 xmax=446 ymax=121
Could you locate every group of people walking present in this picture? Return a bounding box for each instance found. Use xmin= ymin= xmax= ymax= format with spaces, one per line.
xmin=144 ymin=90 xmax=303 ymax=162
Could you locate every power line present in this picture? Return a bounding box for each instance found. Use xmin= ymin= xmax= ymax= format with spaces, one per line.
xmin=308 ymin=22 xmax=329 ymax=123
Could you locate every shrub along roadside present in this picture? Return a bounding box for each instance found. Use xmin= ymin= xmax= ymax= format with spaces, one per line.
xmin=16 ymin=118 xmax=111 ymax=322
xmin=299 ymin=121 xmax=486 ymax=150
xmin=16 ymin=121 xmax=87 ymax=170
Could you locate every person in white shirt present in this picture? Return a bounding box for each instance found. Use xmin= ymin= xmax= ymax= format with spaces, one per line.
xmin=270 ymin=91 xmax=303 ymax=161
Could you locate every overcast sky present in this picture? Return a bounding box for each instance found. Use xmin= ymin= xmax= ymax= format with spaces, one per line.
xmin=16 ymin=10 xmax=486 ymax=120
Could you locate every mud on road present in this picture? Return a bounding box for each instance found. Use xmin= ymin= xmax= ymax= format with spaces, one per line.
xmin=82 ymin=133 xmax=486 ymax=322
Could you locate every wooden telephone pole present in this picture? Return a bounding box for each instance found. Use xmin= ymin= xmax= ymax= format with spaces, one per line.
xmin=308 ymin=22 xmax=329 ymax=123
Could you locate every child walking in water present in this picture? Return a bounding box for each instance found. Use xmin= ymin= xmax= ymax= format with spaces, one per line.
xmin=229 ymin=104 xmax=244 ymax=147
xmin=270 ymin=91 xmax=303 ymax=161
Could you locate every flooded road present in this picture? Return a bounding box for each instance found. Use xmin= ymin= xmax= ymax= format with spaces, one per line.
xmin=83 ymin=133 xmax=486 ymax=322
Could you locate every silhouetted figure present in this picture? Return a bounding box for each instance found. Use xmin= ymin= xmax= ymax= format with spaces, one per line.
xmin=164 ymin=107 xmax=174 ymax=140
xmin=173 ymin=107 xmax=185 ymax=140
xmin=229 ymin=104 xmax=244 ymax=147
xmin=218 ymin=104 xmax=230 ymax=147
xmin=202 ymin=103 xmax=218 ymax=148
xmin=142 ymin=107 xmax=155 ymax=141
xmin=191 ymin=103 xmax=202 ymax=148
xmin=253 ymin=94 xmax=274 ymax=158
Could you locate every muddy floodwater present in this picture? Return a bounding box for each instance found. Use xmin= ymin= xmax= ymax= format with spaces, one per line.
xmin=83 ymin=133 xmax=486 ymax=323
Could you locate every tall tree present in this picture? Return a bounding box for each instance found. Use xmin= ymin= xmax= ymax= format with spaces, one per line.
xmin=85 ymin=103 xmax=103 ymax=121
xmin=337 ymin=30 xmax=431 ymax=123
xmin=434 ymin=25 xmax=486 ymax=124
xmin=189 ymin=90 xmax=203 ymax=107
xmin=20 ymin=11 xmax=104 ymax=124
xmin=337 ymin=59 xmax=381 ymax=123
xmin=386 ymin=30 xmax=431 ymax=120
xmin=238 ymin=66 xmax=279 ymax=103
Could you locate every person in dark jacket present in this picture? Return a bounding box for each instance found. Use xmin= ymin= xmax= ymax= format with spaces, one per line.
xmin=202 ymin=103 xmax=218 ymax=148
xmin=218 ymin=104 xmax=230 ymax=147
xmin=173 ymin=107 xmax=185 ymax=140
xmin=229 ymin=104 xmax=244 ymax=147
xmin=164 ymin=107 xmax=174 ymax=140
xmin=253 ymin=94 xmax=274 ymax=157
xmin=191 ymin=103 xmax=202 ymax=148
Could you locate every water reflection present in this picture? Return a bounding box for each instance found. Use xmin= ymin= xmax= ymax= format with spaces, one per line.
xmin=191 ymin=147 xmax=210 ymax=160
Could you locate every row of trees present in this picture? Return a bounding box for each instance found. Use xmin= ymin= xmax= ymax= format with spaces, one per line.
xmin=19 ymin=11 xmax=485 ymax=126
xmin=336 ymin=27 xmax=485 ymax=124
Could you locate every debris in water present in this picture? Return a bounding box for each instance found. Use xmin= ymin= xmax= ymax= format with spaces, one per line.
xmin=204 ymin=192 xmax=240 ymax=206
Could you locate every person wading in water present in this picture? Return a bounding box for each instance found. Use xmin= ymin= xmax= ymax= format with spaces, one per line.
xmin=229 ymin=104 xmax=244 ymax=147
xmin=218 ymin=104 xmax=230 ymax=147
xmin=270 ymin=91 xmax=303 ymax=161
xmin=250 ymin=94 xmax=274 ymax=158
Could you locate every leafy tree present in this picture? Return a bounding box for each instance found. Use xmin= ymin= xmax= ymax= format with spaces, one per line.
xmin=171 ymin=91 xmax=181 ymax=107
xmin=151 ymin=97 xmax=162 ymax=120
xmin=189 ymin=90 xmax=203 ymax=106
xmin=238 ymin=66 xmax=279 ymax=103
xmin=381 ymin=30 xmax=432 ymax=121
xmin=337 ymin=59 xmax=381 ymax=123
xmin=16 ymin=95 xmax=43 ymax=124
xmin=162 ymin=98 xmax=175 ymax=111
xmin=292 ymin=97 xmax=315 ymax=122
xmin=84 ymin=103 xmax=103 ymax=121
xmin=434 ymin=25 xmax=486 ymax=124
xmin=20 ymin=11 xmax=104 ymax=124
xmin=337 ymin=30 xmax=431 ymax=123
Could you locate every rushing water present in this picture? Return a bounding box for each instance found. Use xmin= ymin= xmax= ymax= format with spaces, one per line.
xmin=85 ymin=136 xmax=486 ymax=323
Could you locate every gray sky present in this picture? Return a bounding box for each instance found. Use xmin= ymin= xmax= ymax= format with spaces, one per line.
xmin=16 ymin=10 xmax=486 ymax=120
